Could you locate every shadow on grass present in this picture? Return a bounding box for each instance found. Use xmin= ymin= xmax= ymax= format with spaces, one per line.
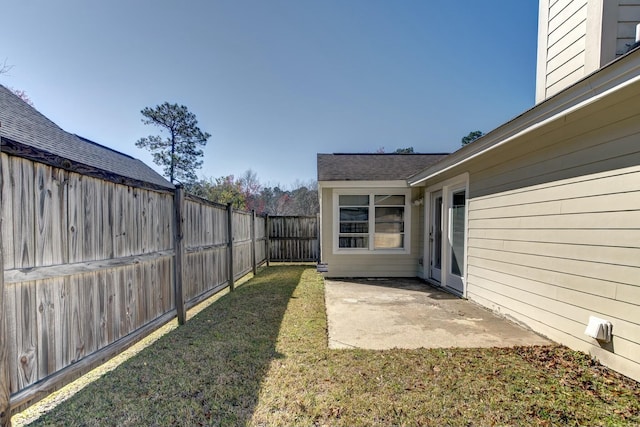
xmin=29 ymin=265 xmax=305 ymax=427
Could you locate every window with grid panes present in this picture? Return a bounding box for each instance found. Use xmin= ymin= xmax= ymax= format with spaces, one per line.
xmin=337 ymin=193 xmax=406 ymax=250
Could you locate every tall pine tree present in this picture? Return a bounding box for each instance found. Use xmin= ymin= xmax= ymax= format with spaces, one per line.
xmin=136 ymin=102 xmax=211 ymax=184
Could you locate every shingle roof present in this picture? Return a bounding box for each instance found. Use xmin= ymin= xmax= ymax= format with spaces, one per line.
xmin=317 ymin=153 xmax=449 ymax=181
xmin=0 ymin=85 xmax=173 ymax=190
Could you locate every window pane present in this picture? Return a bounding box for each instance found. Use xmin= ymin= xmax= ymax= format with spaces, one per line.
xmin=339 ymin=195 xmax=369 ymax=206
xmin=374 ymin=195 xmax=405 ymax=205
xmin=375 ymin=207 xmax=404 ymax=222
xmin=339 ymin=236 xmax=369 ymax=248
xmin=375 ymin=222 xmax=403 ymax=233
xmin=451 ymin=190 xmax=466 ymax=276
xmin=337 ymin=193 xmax=408 ymax=251
xmin=340 ymin=222 xmax=368 ymax=233
xmin=433 ymin=196 xmax=443 ymax=270
xmin=374 ymin=233 xmax=404 ymax=249
xmin=452 ymin=191 xmax=465 ymax=206
xmin=340 ymin=207 xmax=368 ymax=221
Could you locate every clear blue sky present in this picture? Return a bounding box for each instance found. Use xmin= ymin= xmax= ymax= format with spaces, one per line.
xmin=1 ymin=1 xmax=539 ymax=187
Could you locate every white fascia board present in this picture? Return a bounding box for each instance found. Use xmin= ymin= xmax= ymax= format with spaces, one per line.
xmin=408 ymin=50 xmax=640 ymax=187
xmin=318 ymin=180 xmax=410 ymax=189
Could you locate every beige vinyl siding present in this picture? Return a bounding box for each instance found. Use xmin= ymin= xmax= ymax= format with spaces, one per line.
xmin=464 ymin=93 xmax=640 ymax=381
xmin=547 ymin=27 xmax=586 ymax=75
xmin=617 ymin=3 xmax=640 ymax=54
xmin=320 ymin=186 xmax=424 ymax=277
xmin=547 ymin=0 xmax=587 ymax=61
xmin=543 ymin=0 xmax=588 ymax=98
xmin=467 ymin=166 xmax=640 ymax=381
xmin=537 ymin=0 xmax=640 ymax=102
xmin=320 ymin=254 xmax=421 ymax=278
xmin=470 ymin=86 xmax=640 ymax=197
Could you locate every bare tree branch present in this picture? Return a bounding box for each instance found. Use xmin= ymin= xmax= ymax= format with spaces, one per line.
xmin=0 ymin=58 xmax=13 ymax=75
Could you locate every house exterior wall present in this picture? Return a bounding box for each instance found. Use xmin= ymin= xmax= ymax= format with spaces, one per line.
xmin=319 ymin=184 xmax=424 ymax=277
xmin=616 ymin=2 xmax=640 ymax=53
xmin=461 ymin=79 xmax=640 ymax=381
xmin=536 ymin=0 xmax=640 ymax=102
xmin=536 ymin=0 xmax=589 ymax=102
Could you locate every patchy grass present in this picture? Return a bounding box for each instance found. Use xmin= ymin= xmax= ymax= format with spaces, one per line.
xmin=28 ymin=266 xmax=640 ymax=426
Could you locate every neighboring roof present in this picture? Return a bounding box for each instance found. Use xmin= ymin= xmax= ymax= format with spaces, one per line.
xmin=408 ymin=47 xmax=640 ymax=186
xmin=0 ymin=85 xmax=173 ymax=190
xmin=317 ymin=153 xmax=449 ymax=181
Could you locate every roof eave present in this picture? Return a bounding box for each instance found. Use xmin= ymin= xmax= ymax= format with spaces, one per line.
xmin=408 ymin=49 xmax=640 ymax=186
xmin=318 ymin=179 xmax=411 ymax=188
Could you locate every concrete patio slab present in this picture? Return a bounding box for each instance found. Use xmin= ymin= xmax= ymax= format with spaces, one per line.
xmin=325 ymin=278 xmax=551 ymax=350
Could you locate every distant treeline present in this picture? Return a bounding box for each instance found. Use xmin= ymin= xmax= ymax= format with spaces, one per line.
xmin=187 ymin=169 xmax=319 ymax=216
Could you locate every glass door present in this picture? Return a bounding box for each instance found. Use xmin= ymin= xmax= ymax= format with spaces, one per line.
xmin=429 ymin=192 xmax=443 ymax=282
xmin=446 ymin=189 xmax=466 ymax=294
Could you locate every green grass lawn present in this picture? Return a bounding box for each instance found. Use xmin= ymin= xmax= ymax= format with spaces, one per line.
xmin=29 ymin=265 xmax=640 ymax=426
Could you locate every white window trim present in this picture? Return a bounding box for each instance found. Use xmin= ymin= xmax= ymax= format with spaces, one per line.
xmin=333 ymin=188 xmax=411 ymax=255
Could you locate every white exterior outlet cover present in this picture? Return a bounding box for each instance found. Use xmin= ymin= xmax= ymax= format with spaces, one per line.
xmin=584 ymin=316 xmax=613 ymax=343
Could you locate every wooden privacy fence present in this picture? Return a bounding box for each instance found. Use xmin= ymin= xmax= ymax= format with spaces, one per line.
xmin=0 ymin=153 xmax=268 ymax=415
xmin=266 ymin=215 xmax=319 ymax=262
xmin=0 ymin=146 xmax=315 ymax=417
xmin=173 ymin=190 xmax=268 ymax=323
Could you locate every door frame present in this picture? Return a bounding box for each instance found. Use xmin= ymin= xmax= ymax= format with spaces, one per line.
xmin=423 ymin=173 xmax=469 ymax=297
xmin=444 ymin=186 xmax=466 ymax=294
xmin=429 ymin=191 xmax=443 ymax=283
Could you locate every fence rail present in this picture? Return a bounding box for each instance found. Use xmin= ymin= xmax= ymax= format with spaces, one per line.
xmin=0 ymin=150 xmax=316 ymax=417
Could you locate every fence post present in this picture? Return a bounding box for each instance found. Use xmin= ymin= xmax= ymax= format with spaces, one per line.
xmin=227 ymin=203 xmax=234 ymax=291
xmin=173 ymin=185 xmax=186 ymax=325
xmin=265 ymin=214 xmax=270 ymax=267
xmin=0 ymin=140 xmax=11 ymax=427
xmin=251 ymin=210 xmax=257 ymax=275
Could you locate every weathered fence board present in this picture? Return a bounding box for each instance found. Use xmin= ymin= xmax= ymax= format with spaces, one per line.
xmin=35 ymin=164 xmax=66 ymax=267
xmin=67 ymin=173 xmax=83 ymax=264
xmin=1 ymin=154 xmax=13 ymax=271
xmin=14 ymin=157 xmax=35 ymax=269
xmin=233 ymin=211 xmax=253 ymax=279
xmin=255 ymin=216 xmax=267 ymax=265
xmin=0 ymin=151 xmax=10 ymax=427
xmin=267 ymin=216 xmax=319 ymax=262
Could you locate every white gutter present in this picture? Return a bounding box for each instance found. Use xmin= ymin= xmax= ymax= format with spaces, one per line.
xmin=410 ymin=72 xmax=640 ymax=186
